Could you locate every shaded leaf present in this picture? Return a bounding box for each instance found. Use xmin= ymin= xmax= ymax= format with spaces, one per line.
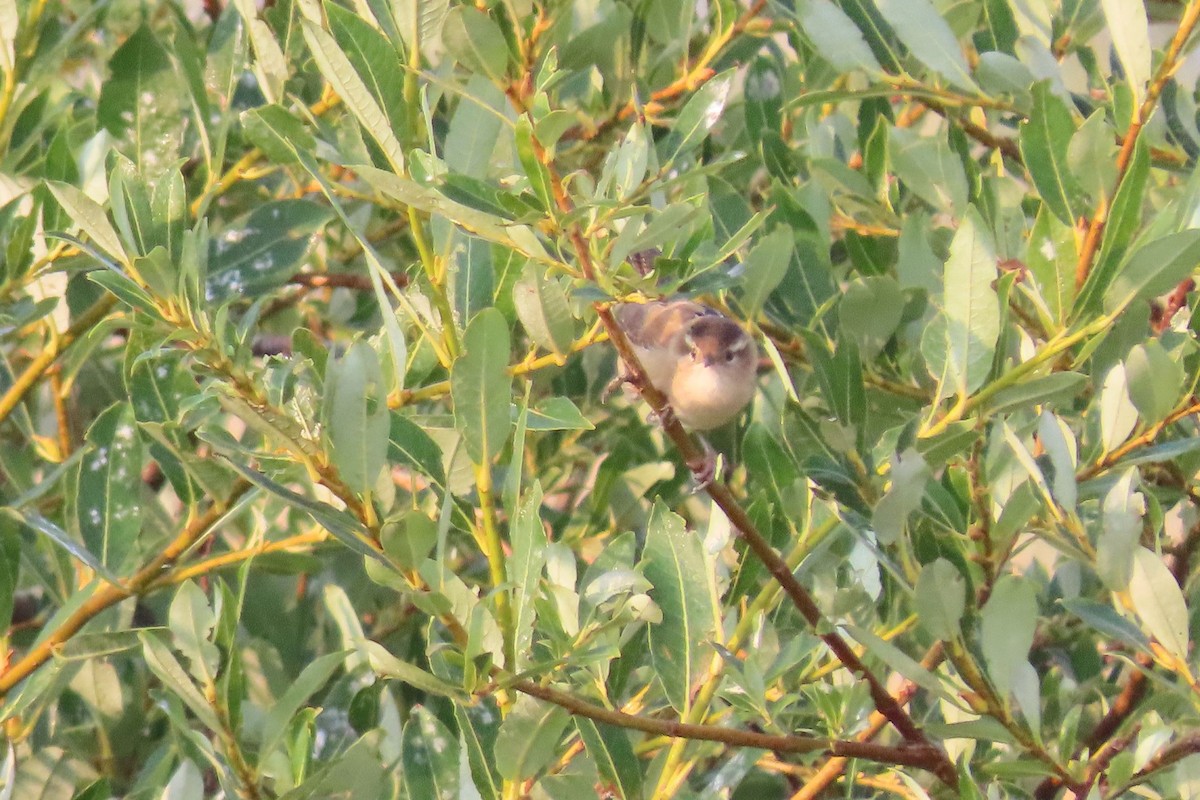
xmin=1020 ymin=83 xmax=1086 ymax=227
xmin=451 ymin=308 xmax=512 ymax=464
xmin=493 ymin=696 xmax=571 ymax=781
xmin=641 ymin=501 xmax=717 ymax=713
xmin=1129 ymin=547 xmax=1189 ymax=660
xmin=75 ymin=402 xmax=144 ymax=572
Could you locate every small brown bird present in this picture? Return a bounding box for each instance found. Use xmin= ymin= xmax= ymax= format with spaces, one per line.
xmin=612 ymin=300 xmax=758 ymax=431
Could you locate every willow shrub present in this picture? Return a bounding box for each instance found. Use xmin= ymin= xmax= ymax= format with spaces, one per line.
xmin=2 ymin=0 xmax=1200 ymax=797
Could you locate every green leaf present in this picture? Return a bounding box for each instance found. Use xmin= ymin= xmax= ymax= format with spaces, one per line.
xmin=1097 ymin=468 xmax=1143 ymax=590
xmin=1099 ymin=364 xmax=1138 ymax=452
xmin=1104 ymin=230 xmax=1200 ymax=314
xmin=7 ymin=511 xmax=122 ymax=585
xmin=1075 ymin=139 xmax=1149 ymax=316
xmin=75 ymin=402 xmax=144 ymax=572
xmin=1019 ymin=82 xmax=1087 ymax=227
xmin=241 ymin=104 xmax=316 ymax=165
xmin=493 ymin=695 xmax=571 ymax=781
xmin=510 ymin=485 xmax=546 ymax=670
xmin=740 ymin=227 xmax=793 ymax=319
xmin=0 ymin=0 xmax=15 ymax=73
xmin=139 ymin=632 xmax=222 ymax=731
xmin=323 ymin=341 xmax=390 ymax=494
xmin=0 ymin=524 xmax=17 ymax=636
xmin=1022 ymin=212 xmax=1080 ymax=328
xmin=455 ymin=699 xmax=502 ymax=800
xmin=980 ymin=575 xmax=1037 ymax=696
xmin=576 ymin=719 xmax=643 ymax=800
xmin=804 ymin=332 xmax=866 ymax=438
xmin=1059 ymin=598 xmax=1149 ymax=650
xmin=845 ymin=623 xmax=949 ymax=698
xmin=1103 ymin=437 xmax=1200 ymax=469
xmin=889 ymin=128 xmax=969 ymax=215
xmin=515 ymin=116 xmax=553 ymax=211
xmin=363 ymin=640 xmax=467 ymax=700
xmin=394 ymin=0 xmax=451 ymax=56
xmin=380 ymin=511 xmax=438 ymax=571
xmin=444 ymin=76 xmax=507 ymax=179
xmin=839 ymin=275 xmax=904 ymax=360
xmin=525 ymin=397 xmax=594 ymax=431
xmin=941 ymin=206 xmax=1000 ymax=397
xmin=206 ymin=200 xmax=333 ymax=301
xmin=609 ymin=121 xmax=650 ymax=200
xmin=45 ymin=181 xmax=127 ymax=265
xmin=986 ymin=372 xmax=1087 ymax=415
xmin=258 ymin=651 xmax=346 ymax=758
xmin=278 ymin=734 xmax=387 ymax=800
xmin=326 ymin=2 xmax=406 ymax=138
xmin=915 ymin=558 xmax=965 ymax=640
xmin=1037 ymin=411 xmax=1077 ymax=511
xmin=513 ymin=263 xmax=573 ymax=357
xmin=661 ymin=69 xmax=736 ymax=163
xmin=795 ymin=0 xmax=881 ymax=73
xmin=641 ymin=501 xmax=717 ymax=714
xmin=403 ymin=707 xmax=461 ymax=798
xmin=220 ymin=458 xmax=388 ymax=566
xmin=388 ymin=414 xmax=446 ymax=487
xmin=168 ymin=581 xmax=220 ymax=686
xmin=872 ymin=449 xmax=930 ymax=544
xmin=95 ymin=25 xmax=184 ymax=174
xmin=87 ymin=265 xmax=158 ymax=316
xmin=1101 ymin=0 xmax=1150 ymax=107
xmin=1129 ymin=547 xmax=1189 ymax=660
xmin=1067 ymin=111 xmax=1117 ymax=199
xmin=356 ymin=165 xmax=555 ymax=263
xmin=442 ymin=6 xmax=509 ymax=82
xmin=1125 ymin=340 xmax=1184 ymax=426
xmin=875 ymin=0 xmax=976 ymax=90
xmin=451 ymin=308 xmax=512 ymax=464
xmin=300 ymin=18 xmax=405 ymax=172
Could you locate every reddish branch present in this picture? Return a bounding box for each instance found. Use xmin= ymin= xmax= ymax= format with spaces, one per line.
xmin=1075 ymin=0 xmax=1200 ymax=289
xmin=1033 ymin=516 xmax=1200 ymax=798
xmin=512 ymin=679 xmax=952 ymax=776
xmin=505 ymin=48 xmax=957 ymax=794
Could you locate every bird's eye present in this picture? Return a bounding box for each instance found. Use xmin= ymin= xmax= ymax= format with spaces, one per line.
xmin=690 ymin=350 xmax=698 ymax=361
xmin=725 ymin=351 xmax=735 ymax=362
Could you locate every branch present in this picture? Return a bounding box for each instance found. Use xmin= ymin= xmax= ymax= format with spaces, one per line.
xmin=1075 ymin=0 xmax=1200 ymax=289
xmin=790 ymin=644 xmax=947 ymax=800
xmin=508 ymin=76 xmax=957 ymax=795
xmin=0 ymin=480 xmax=252 ymax=696
xmin=510 ymin=679 xmax=950 ymax=775
xmin=1076 ymin=396 xmax=1200 ymax=481
xmin=0 ymin=295 xmax=118 ymax=428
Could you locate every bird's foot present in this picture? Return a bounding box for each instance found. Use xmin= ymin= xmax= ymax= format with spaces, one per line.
xmin=648 ymin=404 xmax=678 ymax=429
xmin=686 ymin=437 xmax=720 ymax=493
xmin=602 ymin=372 xmax=639 ymax=404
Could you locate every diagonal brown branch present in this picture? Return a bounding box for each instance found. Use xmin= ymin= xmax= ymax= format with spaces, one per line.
xmin=505 ymin=59 xmax=958 ymax=792
xmin=1074 ymin=0 xmax=1200 ymax=289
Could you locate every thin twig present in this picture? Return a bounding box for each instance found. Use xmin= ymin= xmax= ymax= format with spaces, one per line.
xmin=0 ymin=481 xmax=253 ymax=696
xmin=510 ymin=679 xmax=951 ymax=774
xmin=1075 ymin=0 xmax=1200 ymax=289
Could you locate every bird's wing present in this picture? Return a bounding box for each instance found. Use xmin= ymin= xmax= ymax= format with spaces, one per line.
xmin=612 ymin=300 xmax=711 ymax=349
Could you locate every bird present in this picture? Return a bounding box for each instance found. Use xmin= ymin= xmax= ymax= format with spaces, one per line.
xmin=610 ymin=299 xmax=758 ymax=432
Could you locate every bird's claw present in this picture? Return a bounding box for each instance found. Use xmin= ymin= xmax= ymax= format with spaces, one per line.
xmin=687 ymin=438 xmax=719 ymax=493
xmin=602 ymin=373 xmax=639 ymax=405
xmin=648 ymin=404 xmax=677 ymax=429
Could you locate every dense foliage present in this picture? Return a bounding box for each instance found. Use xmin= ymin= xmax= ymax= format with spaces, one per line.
xmin=3 ymin=0 xmax=1200 ymax=797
